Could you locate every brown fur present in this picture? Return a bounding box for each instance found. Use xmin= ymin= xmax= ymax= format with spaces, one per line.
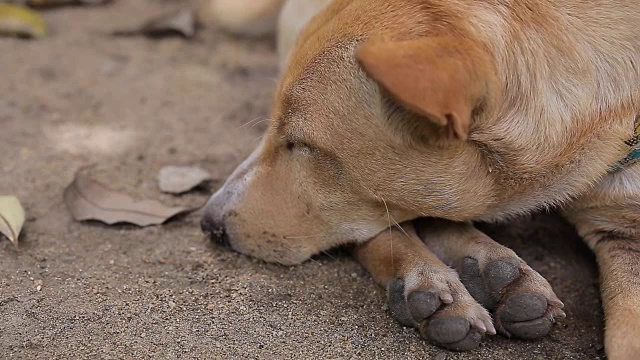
xmin=203 ymin=0 xmax=640 ymax=358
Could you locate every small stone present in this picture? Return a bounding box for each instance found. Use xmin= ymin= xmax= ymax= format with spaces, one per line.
xmin=207 ymin=304 xmax=216 ymax=311
xmin=434 ymin=352 xmax=448 ymax=360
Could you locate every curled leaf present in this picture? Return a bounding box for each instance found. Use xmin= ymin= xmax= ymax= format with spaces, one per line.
xmin=0 ymin=196 xmax=25 ymax=246
xmin=0 ymin=4 xmax=46 ymax=38
xmin=157 ymin=166 xmax=212 ymax=194
xmin=113 ymin=8 xmax=195 ymax=38
xmin=64 ymin=172 xmax=191 ymax=227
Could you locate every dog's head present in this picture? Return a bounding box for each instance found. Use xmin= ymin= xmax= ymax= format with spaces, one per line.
xmin=202 ymin=0 xmax=499 ymax=265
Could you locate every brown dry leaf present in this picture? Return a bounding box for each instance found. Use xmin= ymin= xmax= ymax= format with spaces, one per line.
xmin=64 ymin=172 xmax=191 ymax=227
xmin=0 ymin=196 xmax=25 ymax=246
xmin=113 ymin=8 xmax=195 ymax=38
xmin=0 ymin=3 xmax=46 ymax=38
xmin=157 ymin=166 xmax=212 ymax=194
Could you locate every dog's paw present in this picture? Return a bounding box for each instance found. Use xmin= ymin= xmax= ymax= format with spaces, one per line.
xmin=387 ymin=270 xmax=495 ymax=351
xmin=457 ymin=257 xmax=566 ymax=339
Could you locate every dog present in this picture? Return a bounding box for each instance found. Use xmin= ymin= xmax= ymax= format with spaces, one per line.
xmin=200 ymin=0 xmax=640 ymax=358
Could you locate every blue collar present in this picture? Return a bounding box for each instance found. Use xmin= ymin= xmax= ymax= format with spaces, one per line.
xmin=611 ymin=116 xmax=640 ymax=172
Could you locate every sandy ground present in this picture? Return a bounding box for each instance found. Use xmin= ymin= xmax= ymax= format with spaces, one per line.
xmin=0 ymin=1 xmax=607 ymax=359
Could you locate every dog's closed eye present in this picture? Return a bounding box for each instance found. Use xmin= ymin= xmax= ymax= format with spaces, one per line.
xmin=286 ymin=140 xmax=315 ymax=155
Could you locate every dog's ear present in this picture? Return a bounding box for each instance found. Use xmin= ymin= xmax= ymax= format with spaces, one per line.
xmin=356 ymin=37 xmax=493 ymax=141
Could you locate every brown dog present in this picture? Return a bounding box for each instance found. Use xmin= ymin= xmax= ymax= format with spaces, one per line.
xmin=201 ymin=0 xmax=640 ymax=358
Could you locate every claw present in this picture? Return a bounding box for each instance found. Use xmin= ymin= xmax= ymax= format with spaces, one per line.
xmin=550 ymin=307 xmax=567 ymax=319
xmin=473 ymin=318 xmax=487 ymax=333
xmin=440 ymin=291 xmax=454 ymax=304
xmin=548 ymin=298 xmax=565 ymax=309
xmin=486 ymin=320 xmax=497 ymax=335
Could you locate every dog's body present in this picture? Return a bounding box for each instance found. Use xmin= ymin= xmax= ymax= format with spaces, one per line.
xmin=202 ymin=0 xmax=640 ymax=358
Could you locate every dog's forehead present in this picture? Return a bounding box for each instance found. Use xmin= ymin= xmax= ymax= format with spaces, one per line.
xmin=273 ymin=42 xmax=360 ymax=127
xmin=284 ymin=41 xmax=359 ymax=95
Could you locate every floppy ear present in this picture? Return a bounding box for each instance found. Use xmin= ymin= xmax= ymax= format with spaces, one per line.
xmin=356 ymin=37 xmax=493 ymax=141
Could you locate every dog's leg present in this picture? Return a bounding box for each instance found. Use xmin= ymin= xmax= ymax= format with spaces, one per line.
xmin=414 ymin=218 xmax=566 ymax=340
xmin=277 ymin=0 xmax=331 ymax=67
xmin=564 ymin=168 xmax=640 ymax=360
xmin=196 ymin=0 xmax=286 ymax=37
xmin=196 ymin=0 xmax=330 ymax=61
xmin=352 ymin=223 xmax=494 ymax=351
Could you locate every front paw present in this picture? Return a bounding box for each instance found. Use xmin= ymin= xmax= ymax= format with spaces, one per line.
xmin=387 ymin=269 xmax=495 ymax=351
xmin=457 ymin=257 xmax=566 ymax=339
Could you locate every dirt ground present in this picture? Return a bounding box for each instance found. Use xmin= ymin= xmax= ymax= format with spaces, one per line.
xmin=0 ymin=1 xmax=607 ymax=359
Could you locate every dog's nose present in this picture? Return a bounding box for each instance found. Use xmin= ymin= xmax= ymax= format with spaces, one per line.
xmin=202 ymin=167 xmax=245 ymax=248
xmin=201 ymin=211 xmax=230 ymax=247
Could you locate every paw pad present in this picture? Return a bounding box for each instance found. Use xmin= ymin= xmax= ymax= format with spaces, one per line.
xmin=457 ymin=257 xmax=565 ymax=340
xmin=387 ymin=277 xmax=491 ymax=351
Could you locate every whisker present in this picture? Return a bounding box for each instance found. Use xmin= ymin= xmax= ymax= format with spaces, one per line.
xmin=380 ymin=196 xmax=394 ymax=271
xmin=249 ymin=119 xmax=270 ymax=130
xmin=237 ymin=115 xmax=268 ymax=129
xmin=279 ymin=242 xmax=321 ymax=264
xmin=392 ymin=220 xmax=411 ymax=240
xmin=320 ymin=249 xmax=337 ymax=261
xmin=282 ymin=233 xmax=338 ymax=261
xmin=283 ymin=234 xmax=324 ymax=239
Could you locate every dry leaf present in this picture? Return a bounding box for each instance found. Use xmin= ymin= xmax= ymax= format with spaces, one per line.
xmin=157 ymin=166 xmax=212 ymax=194
xmin=0 ymin=4 xmax=46 ymax=38
xmin=64 ymin=172 xmax=191 ymax=226
xmin=113 ymin=8 xmax=195 ymax=38
xmin=0 ymin=196 xmax=25 ymax=246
